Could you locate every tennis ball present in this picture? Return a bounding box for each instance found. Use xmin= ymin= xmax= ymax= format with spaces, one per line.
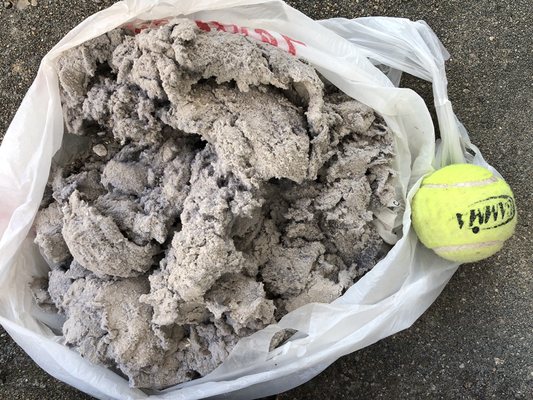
xmin=411 ymin=164 xmax=517 ymax=263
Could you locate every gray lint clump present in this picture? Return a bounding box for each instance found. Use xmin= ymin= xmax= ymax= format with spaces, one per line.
xmin=32 ymin=18 xmax=397 ymax=389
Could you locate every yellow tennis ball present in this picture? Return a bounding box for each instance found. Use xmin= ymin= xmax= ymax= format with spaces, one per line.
xmin=411 ymin=164 xmax=517 ymax=263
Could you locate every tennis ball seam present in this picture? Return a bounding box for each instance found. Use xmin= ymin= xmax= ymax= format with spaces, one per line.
xmin=423 ymin=176 xmax=498 ymax=189
xmin=433 ymin=240 xmax=504 ymax=253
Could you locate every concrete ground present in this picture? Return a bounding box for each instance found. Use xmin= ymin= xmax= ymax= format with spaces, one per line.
xmin=0 ymin=0 xmax=531 ymax=399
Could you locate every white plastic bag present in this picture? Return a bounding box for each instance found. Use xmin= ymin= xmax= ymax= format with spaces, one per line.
xmin=0 ymin=1 xmax=497 ymax=399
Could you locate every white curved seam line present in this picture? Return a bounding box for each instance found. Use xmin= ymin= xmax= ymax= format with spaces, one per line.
xmin=424 ymin=176 xmax=498 ymax=189
xmin=434 ymin=240 xmax=504 ymax=252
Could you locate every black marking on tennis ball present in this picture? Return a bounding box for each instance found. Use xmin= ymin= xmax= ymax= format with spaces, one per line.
xmin=455 ymin=195 xmax=516 ymax=234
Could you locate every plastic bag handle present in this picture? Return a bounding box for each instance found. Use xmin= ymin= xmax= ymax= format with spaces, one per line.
xmin=319 ymin=17 xmax=466 ymax=168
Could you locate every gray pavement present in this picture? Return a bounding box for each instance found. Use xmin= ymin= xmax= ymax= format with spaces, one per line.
xmin=0 ymin=1 xmax=531 ymax=399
